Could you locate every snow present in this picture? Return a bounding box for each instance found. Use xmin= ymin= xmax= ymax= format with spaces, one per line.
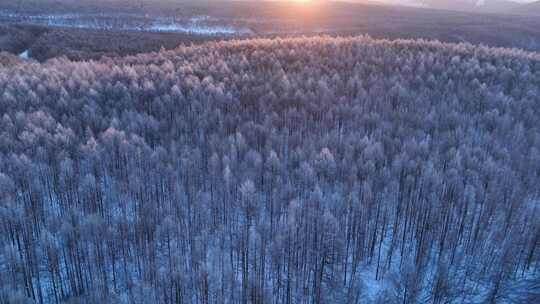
xmin=190 ymin=15 xmax=211 ymax=23
xmin=19 ymin=50 xmax=29 ymax=59
xmin=0 ymin=12 xmax=252 ymax=36
xmin=149 ymin=23 xmax=248 ymax=35
xmin=357 ymin=263 xmax=387 ymax=301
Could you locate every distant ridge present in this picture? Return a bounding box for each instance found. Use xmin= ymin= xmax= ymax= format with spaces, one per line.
xmin=412 ymin=0 xmax=520 ymax=13
xmin=510 ymin=0 xmax=540 ymax=15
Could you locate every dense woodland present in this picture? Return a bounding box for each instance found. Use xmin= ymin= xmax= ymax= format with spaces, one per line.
xmin=0 ymin=25 xmax=47 ymax=55
xmin=26 ymin=28 xmax=218 ymax=62
xmin=0 ymin=36 xmax=539 ymax=303
xmin=0 ymin=24 xmax=224 ymax=62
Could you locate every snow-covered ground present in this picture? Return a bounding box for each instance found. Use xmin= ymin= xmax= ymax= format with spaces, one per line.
xmin=0 ymin=11 xmax=253 ymax=36
xmin=149 ymin=23 xmax=250 ymax=35
xmin=19 ymin=50 xmax=29 ymax=59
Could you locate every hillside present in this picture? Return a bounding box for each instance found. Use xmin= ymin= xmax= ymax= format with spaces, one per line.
xmin=511 ymin=0 xmax=540 ymax=15
xmin=375 ymin=0 xmax=540 ymax=16
xmin=0 ymin=36 xmax=539 ymax=303
xmin=411 ymin=0 xmax=520 ymax=13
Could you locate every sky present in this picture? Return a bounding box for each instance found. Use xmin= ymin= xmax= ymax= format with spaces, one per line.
xmin=267 ymin=0 xmax=538 ymax=5
xmin=375 ymin=0 xmax=536 ymax=3
xmin=363 ymin=0 xmax=537 ymax=9
xmin=375 ymin=0 xmax=536 ymax=2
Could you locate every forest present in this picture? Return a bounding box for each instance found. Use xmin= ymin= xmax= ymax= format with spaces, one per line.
xmin=3 ymin=0 xmax=540 ymax=62
xmin=0 ymin=36 xmax=539 ymax=303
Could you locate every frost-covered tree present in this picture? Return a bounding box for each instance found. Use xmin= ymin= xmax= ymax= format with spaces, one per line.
xmin=0 ymin=35 xmax=538 ymax=303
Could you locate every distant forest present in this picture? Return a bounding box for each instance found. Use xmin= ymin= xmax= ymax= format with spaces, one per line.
xmin=3 ymin=0 xmax=540 ymax=62
xmin=0 ymin=36 xmax=539 ymax=303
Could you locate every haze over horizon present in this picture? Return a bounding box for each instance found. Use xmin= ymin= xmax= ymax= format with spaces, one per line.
xmin=350 ymin=0 xmax=540 ymax=14
xmin=375 ymin=0 xmax=536 ymax=4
